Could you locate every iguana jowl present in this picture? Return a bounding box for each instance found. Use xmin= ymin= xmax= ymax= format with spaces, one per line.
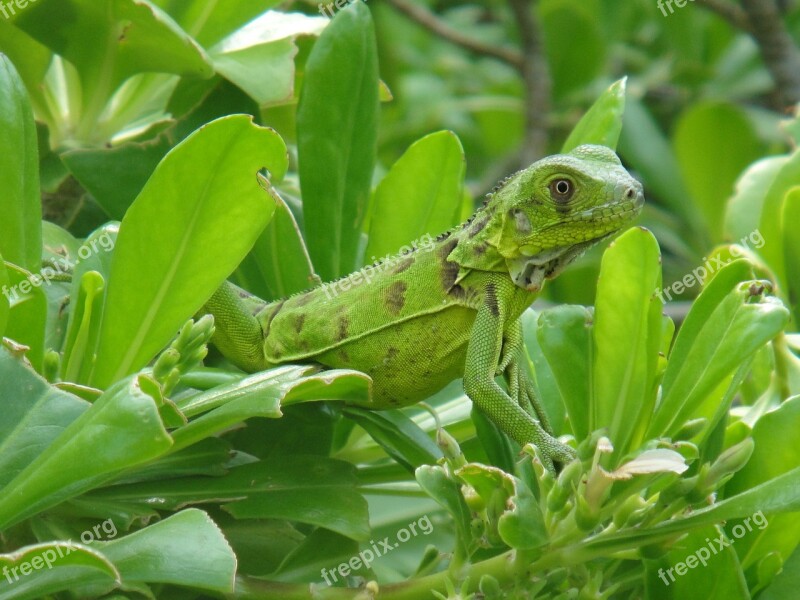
xmin=204 ymin=144 xmax=644 ymax=468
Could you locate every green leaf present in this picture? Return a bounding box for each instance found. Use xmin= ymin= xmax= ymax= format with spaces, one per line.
xmin=782 ymin=187 xmax=800 ymax=326
xmin=0 ymin=257 xmax=8 ymax=337
xmin=592 ymin=227 xmax=662 ymax=461
xmin=90 ymin=115 xmax=287 ymax=387
xmin=644 ymin=526 xmax=749 ymax=599
xmin=416 ymin=465 xmax=472 ymax=559
xmin=13 ymin=0 xmax=213 ymax=142
xmin=537 ymin=305 xmax=593 ymax=441
xmin=725 ymin=396 xmax=800 ymax=571
xmin=649 ymin=261 xmax=789 ymax=437
xmin=209 ymin=11 xmax=327 ymax=106
xmin=297 ymin=1 xmax=379 ymax=280
xmin=151 ymin=0 xmax=282 ymax=47
xmin=99 ymin=509 xmax=236 ymax=593
xmin=89 ymin=457 xmax=371 ymax=542
xmin=724 ymin=156 xmax=787 ymax=244
xmin=365 ymin=131 xmax=465 ymax=260
xmin=673 ymin=102 xmax=763 ymax=242
xmin=0 ymin=54 xmax=41 ymax=272
xmin=3 ymin=264 xmax=47 ymax=371
xmin=342 ymin=408 xmax=443 ymax=471
xmin=0 ymin=374 xmax=172 ymax=530
xmin=539 ymin=0 xmax=605 ymax=100
xmin=231 ymin=185 xmax=317 ymax=300
xmin=562 ymin=77 xmax=626 ymax=152
xmin=0 ymin=542 xmax=119 ymax=599
xmin=618 ymin=97 xmax=707 ymax=251
xmin=0 ymin=345 xmax=89 ymax=488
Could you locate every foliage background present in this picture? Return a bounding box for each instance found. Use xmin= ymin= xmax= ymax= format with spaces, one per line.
xmin=0 ymin=0 xmax=800 ymax=599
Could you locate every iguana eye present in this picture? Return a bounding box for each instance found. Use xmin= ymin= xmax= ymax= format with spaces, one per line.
xmin=549 ymin=178 xmax=574 ymax=203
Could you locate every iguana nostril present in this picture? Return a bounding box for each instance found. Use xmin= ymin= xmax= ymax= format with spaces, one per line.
xmin=626 ymin=188 xmax=635 ymax=199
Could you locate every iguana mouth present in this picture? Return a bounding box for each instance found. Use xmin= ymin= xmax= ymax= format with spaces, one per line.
xmin=509 ymin=233 xmax=615 ymax=291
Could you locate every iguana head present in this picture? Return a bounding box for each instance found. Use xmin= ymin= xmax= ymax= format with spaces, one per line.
xmin=452 ymin=144 xmax=644 ymax=291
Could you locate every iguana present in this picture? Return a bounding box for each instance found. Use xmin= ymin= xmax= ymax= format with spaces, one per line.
xmin=203 ymin=144 xmax=644 ymax=469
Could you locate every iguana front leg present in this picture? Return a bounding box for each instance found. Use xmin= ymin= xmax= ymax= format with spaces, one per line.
xmin=464 ymin=276 xmax=575 ymax=469
xmin=499 ymin=319 xmax=555 ymax=436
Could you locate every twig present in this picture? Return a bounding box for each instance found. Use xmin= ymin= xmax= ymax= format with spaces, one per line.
xmin=741 ymin=0 xmax=800 ymax=106
xmin=384 ymin=0 xmax=523 ymax=69
xmin=698 ymin=0 xmax=752 ymax=31
xmin=508 ymin=0 xmax=550 ymax=164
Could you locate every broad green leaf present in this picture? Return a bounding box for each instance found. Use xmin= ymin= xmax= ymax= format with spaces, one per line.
xmin=209 ymin=11 xmax=327 ymax=107
xmin=0 ymin=542 xmax=119 ymax=599
xmin=12 ymin=0 xmax=213 ymax=142
xmin=592 ymin=227 xmax=662 ymax=462
xmin=562 ymin=77 xmax=626 ymax=152
xmin=0 ymin=345 xmax=89 ymax=487
xmin=152 ymin=0 xmax=282 ymax=47
xmin=0 ymin=374 xmax=172 ymax=530
xmin=297 ymin=1 xmax=379 ymax=280
xmin=232 ymin=184 xmax=317 ymax=300
xmin=644 ymin=526 xmax=749 ymax=599
xmin=673 ymin=102 xmax=763 ymax=242
xmin=3 ymin=264 xmax=47 ymax=371
xmin=539 ymin=0 xmax=605 ymax=100
xmin=537 ymin=305 xmax=593 ymax=441
xmin=581 ymin=465 xmax=800 ymax=556
xmin=649 ymin=261 xmax=789 ymax=437
xmin=62 ymin=135 xmax=174 ymax=220
xmin=89 ymin=457 xmax=370 ymax=541
xmin=98 ymin=509 xmax=236 ymax=593
xmin=0 ymin=54 xmax=41 ymax=272
xmin=724 ymin=156 xmax=787 ymax=244
xmin=365 ymin=131 xmax=465 ymax=260
xmin=342 ymin=408 xmax=443 ymax=472
xmin=725 ymin=396 xmax=800 ymax=572
xmin=269 ymin=528 xmax=360 ymax=583
xmin=782 ymin=187 xmax=800 ymax=325
xmin=756 ymin=149 xmax=800 ymax=290
xmin=760 ymin=544 xmax=800 ymax=600
xmin=619 ymin=97 xmax=707 ymax=251
xmin=90 ymin=116 xmax=287 ymax=387
xmin=0 ymin=258 xmax=8 ymax=337
xmin=415 ymin=465 xmax=472 ymax=559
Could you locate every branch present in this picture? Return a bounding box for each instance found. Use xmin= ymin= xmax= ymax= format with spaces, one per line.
xmin=741 ymin=0 xmax=800 ymax=106
xmin=508 ymin=0 xmax=551 ymax=164
xmin=384 ymin=0 xmax=523 ymax=69
xmin=698 ymin=0 xmax=752 ymax=31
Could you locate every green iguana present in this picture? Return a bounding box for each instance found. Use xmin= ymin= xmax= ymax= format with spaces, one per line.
xmin=204 ymin=144 xmax=644 ymax=469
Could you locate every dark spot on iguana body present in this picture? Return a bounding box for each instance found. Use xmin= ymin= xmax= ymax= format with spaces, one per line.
xmin=449 ymin=284 xmax=466 ymax=301
xmin=293 ymin=314 xmax=306 ymax=333
xmin=485 ymin=283 xmax=500 ymax=317
xmin=468 ymin=216 xmax=489 ymax=238
xmin=392 ymin=256 xmax=415 ymax=274
xmin=338 ymin=349 xmax=350 ymax=363
xmin=473 ymin=243 xmax=488 ymax=255
xmin=386 ymin=281 xmax=407 ymax=315
xmin=384 ymin=347 xmax=399 ymax=364
xmin=335 ymin=315 xmax=350 ymax=342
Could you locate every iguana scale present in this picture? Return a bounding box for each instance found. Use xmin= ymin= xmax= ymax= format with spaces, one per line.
xmin=204 ymin=144 xmax=644 ymax=469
